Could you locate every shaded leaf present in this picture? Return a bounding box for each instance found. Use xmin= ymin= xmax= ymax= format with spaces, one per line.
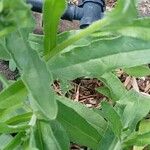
xmin=118 ymin=90 xmax=150 ymax=130
xmin=0 ymin=134 xmax=13 ymax=149
xmin=57 ymin=99 xmax=102 ymax=149
xmin=0 ymin=38 xmax=10 ymax=60
xmin=39 ymin=121 xmax=69 ymax=150
xmin=0 ymin=80 xmax=27 ymax=109
xmin=57 ymin=96 xmax=107 ymax=135
xmin=0 ymin=122 xmax=29 ymax=134
xmin=97 ymin=129 xmax=121 ymax=150
xmin=6 ymin=112 xmax=32 ymax=125
xmin=100 ymin=72 xmax=127 ymax=101
xmin=124 ymin=65 xmax=150 ymax=77
xmin=48 ymin=37 xmax=150 ymax=81
xmin=3 ymin=132 xmax=25 ymax=150
xmin=124 ymin=132 xmax=150 ymax=147
xmin=6 ymin=30 xmax=57 ymax=120
xmin=101 ymin=101 xmax=123 ymax=138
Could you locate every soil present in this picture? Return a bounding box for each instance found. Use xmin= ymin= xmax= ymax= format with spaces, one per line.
xmin=0 ymin=60 xmax=18 ymax=91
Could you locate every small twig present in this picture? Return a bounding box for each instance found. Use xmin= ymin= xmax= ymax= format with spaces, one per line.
xmin=124 ymin=76 xmax=132 ymax=89
xmin=144 ymin=83 xmax=150 ymax=93
xmin=132 ymin=77 xmax=139 ymax=92
xmin=74 ymin=83 xmax=80 ymax=101
xmin=53 ymin=83 xmax=62 ymax=95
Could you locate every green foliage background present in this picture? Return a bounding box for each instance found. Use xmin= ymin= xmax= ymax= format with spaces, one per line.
xmin=0 ymin=0 xmax=150 ymax=149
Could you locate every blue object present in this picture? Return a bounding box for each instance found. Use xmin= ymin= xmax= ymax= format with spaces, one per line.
xmin=26 ymin=0 xmax=105 ymax=28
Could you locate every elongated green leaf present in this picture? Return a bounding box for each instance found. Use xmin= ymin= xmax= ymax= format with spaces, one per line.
xmin=117 ymin=18 xmax=150 ymax=41
xmin=99 ymin=72 xmax=127 ymax=101
xmin=29 ymin=30 xmax=93 ymax=56
xmin=6 ymin=30 xmax=57 ymax=120
xmin=124 ymin=119 xmax=150 ymax=147
xmin=57 ymin=96 xmax=107 ymax=135
xmin=45 ymin=0 xmax=139 ymax=59
xmin=105 ymin=0 xmax=138 ymax=25
xmin=118 ymin=90 xmax=150 ymax=130
xmin=124 ymin=65 xmax=150 ymax=77
xmin=9 ymin=59 xmax=17 ymax=72
xmin=50 ymin=120 xmax=70 ymax=150
xmin=101 ymin=102 xmax=123 ymax=138
xmin=0 ymin=38 xmax=10 ymax=60
xmin=39 ymin=121 xmax=69 ymax=150
xmin=96 ymin=86 xmax=112 ymax=99
xmin=124 ymin=132 xmax=150 ymax=147
xmin=30 ymin=122 xmax=44 ymax=150
xmin=97 ymin=129 xmax=121 ymax=150
xmin=29 ymin=33 xmax=44 ymax=55
xmin=43 ymin=0 xmax=66 ymax=55
xmin=0 ymin=80 xmax=27 ymax=109
xmin=48 ymin=36 xmax=150 ymax=81
xmin=6 ymin=112 xmax=32 ymax=125
xmin=3 ymin=132 xmax=25 ymax=150
xmin=57 ymin=100 xmax=102 ymax=149
xmin=0 ymin=123 xmax=29 ymax=134
xmin=0 ymin=105 xmax=27 ymax=123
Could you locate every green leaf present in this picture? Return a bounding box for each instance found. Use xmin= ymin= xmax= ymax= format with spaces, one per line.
xmin=39 ymin=121 xmax=69 ymax=150
xmin=0 ymin=122 xmax=29 ymax=134
xmin=100 ymin=72 xmax=127 ymax=101
xmin=0 ymin=105 xmax=27 ymax=123
xmin=3 ymin=132 xmax=25 ymax=150
xmin=139 ymin=119 xmax=150 ymax=134
xmin=0 ymin=80 xmax=27 ymax=109
xmin=57 ymin=96 xmax=107 ymax=135
xmin=101 ymin=102 xmax=123 ymax=138
xmin=96 ymin=86 xmax=112 ymax=99
xmin=50 ymin=120 xmax=70 ymax=150
xmin=43 ymin=0 xmax=66 ymax=56
xmin=6 ymin=30 xmax=57 ymax=120
xmin=105 ymin=0 xmax=138 ymax=26
xmin=48 ymin=36 xmax=150 ymax=81
xmin=57 ymin=99 xmax=102 ymax=149
xmin=124 ymin=65 xmax=150 ymax=77
xmin=125 ymin=119 xmax=150 ymax=148
xmin=118 ymin=90 xmax=150 ymax=130
xmin=97 ymin=129 xmax=121 ymax=150
xmin=0 ymin=38 xmax=10 ymax=60
xmin=29 ymin=33 xmax=44 ymax=55
xmin=0 ymin=134 xmax=13 ymax=149
xmin=124 ymin=132 xmax=150 ymax=147
xmin=117 ymin=18 xmax=150 ymax=41
xmin=9 ymin=59 xmax=17 ymax=72
xmin=45 ymin=0 xmax=139 ymax=59
xmin=6 ymin=112 xmax=32 ymax=125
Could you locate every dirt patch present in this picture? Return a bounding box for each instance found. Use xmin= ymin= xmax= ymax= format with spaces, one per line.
xmin=138 ymin=0 xmax=150 ymax=17
xmin=0 ymin=60 xmax=18 ymax=91
xmin=0 ymin=60 xmax=18 ymax=80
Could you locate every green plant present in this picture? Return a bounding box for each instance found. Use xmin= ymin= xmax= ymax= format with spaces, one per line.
xmin=0 ymin=0 xmax=150 ymax=149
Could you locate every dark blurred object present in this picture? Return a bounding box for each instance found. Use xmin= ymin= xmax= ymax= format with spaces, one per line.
xmin=27 ymin=0 xmax=105 ymax=28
